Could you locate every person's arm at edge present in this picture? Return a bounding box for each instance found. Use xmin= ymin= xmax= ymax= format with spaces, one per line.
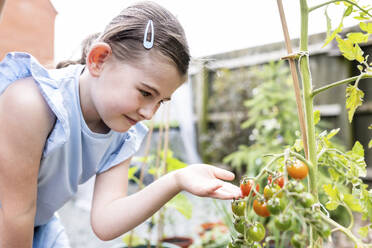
xmin=0 ymin=78 xmax=55 ymax=247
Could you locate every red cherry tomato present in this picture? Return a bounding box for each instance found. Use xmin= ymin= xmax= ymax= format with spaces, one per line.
xmin=240 ymin=178 xmax=259 ymax=197
xmin=287 ymin=160 xmax=309 ymax=180
xmin=276 ymin=176 xmax=285 ymax=188
xmin=253 ymin=199 xmax=270 ymax=217
xmin=268 ymin=175 xmax=285 ymax=188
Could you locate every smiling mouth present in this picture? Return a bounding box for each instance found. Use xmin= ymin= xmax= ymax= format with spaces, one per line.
xmin=125 ymin=115 xmax=138 ymax=125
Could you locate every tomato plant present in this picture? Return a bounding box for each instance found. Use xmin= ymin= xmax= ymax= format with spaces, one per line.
xmin=225 ymin=1 xmax=372 ymax=247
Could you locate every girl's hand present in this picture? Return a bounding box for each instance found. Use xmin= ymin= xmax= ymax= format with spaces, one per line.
xmin=174 ymin=164 xmax=242 ymax=200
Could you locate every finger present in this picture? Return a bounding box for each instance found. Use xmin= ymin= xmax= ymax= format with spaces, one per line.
xmin=209 ymin=187 xmax=239 ymax=200
xmin=207 ymin=180 xmax=223 ymax=193
xmin=212 ymin=167 xmax=235 ymax=181
xmin=219 ymin=182 xmax=242 ymax=199
xmin=206 ymin=181 xmax=241 ymax=199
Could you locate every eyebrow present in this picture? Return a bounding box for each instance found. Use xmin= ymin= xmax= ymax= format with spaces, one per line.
xmin=140 ymin=82 xmax=172 ymax=101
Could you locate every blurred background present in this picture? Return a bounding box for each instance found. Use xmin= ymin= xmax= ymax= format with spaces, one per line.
xmin=0 ymin=0 xmax=371 ymax=247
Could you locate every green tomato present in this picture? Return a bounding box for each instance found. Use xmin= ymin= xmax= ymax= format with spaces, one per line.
xmin=290 ymin=234 xmax=305 ymax=248
xmin=299 ymin=192 xmax=315 ymax=208
xmin=247 ymin=222 xmax=266 ymax=242
xmin=274 ymin=213 xmax=292 ymax=231
xmin=231 ymin=200 xmax=246 ymax=216
xmin=251 ymin=242 xmax=262 ymax=248
xmin=234 ymin=218 xmax=245 ymax=234
xmin=228 ymin=241 xmax=240 ymax=248
xmin=294 ymin=182 xmax=305 ymax=193
xmin=264 ymin=185 xmax=274 ymax=199
xmin=315 ymin=223 xmax=331 ymax=239
xmin=267 ymin=197 xmax=285 ymax=215
xmin=287 ymin=181 xmax=305 ymax=193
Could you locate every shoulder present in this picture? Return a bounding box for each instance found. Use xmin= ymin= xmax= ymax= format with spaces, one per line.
xmin=0 ymin=77 xmax=56 ymax=135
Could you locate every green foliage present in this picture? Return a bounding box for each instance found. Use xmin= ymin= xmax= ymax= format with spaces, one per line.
xmin=122 ymin=232 xmax=146 ymax=246
xmin=132 ymin=150 xmax=192 ymax=230
xmin=165 ymin=193 xmax=193 ymax=219
xmin=322 ymin=1 xmax=372 ymax=123
xmin=223 ymin=61 xmax=299 ymax=176
xmin=200 ymin=68 xmax=253 ymax=164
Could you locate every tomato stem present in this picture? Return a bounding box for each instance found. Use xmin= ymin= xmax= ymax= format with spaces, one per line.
xmin=308 ymin=0 xmax=372 ymax=18
xmin=311 ymin=73 xmax=372 ymax=97
xmin=318 ymin=211 xmax=370 ymax=247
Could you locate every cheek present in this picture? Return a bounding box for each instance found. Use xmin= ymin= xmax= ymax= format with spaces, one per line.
xmin=113 ymin=90 xmax=141 ymax=112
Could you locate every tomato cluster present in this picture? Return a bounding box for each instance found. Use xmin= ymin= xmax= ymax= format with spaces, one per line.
xmin=228 ymin=159 xmax=331 ymax=248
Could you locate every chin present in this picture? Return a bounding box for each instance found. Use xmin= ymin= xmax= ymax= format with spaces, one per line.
xmin=112 ymin=126 xmax=131 ymax=133
xmin=106 ymin=119 xmax=133 ymax=133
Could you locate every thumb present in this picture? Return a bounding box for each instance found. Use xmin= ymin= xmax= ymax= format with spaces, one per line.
xmin=213 ymin=167 xmax=235 ymax=181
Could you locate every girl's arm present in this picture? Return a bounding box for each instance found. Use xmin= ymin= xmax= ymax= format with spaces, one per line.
xmin=0 ymin=78 xmax=55 ymax=247
xmin=91 ymin=160 xmax=241 ymax=241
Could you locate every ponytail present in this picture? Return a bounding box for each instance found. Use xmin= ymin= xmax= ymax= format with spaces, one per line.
xmin=56 ymin=32 xmax=100 ymax=69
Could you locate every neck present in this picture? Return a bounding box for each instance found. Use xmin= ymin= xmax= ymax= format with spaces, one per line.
xmin=79 ymin=69 xmax=110 ymax=133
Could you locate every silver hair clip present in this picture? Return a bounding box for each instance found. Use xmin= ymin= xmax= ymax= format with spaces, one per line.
xmin=143 ymin=20 xmax=154 ymax=49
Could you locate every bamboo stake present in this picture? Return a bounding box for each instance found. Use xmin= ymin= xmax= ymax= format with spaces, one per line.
xmin=139 ymin=121 xmax=154 ymax=189
xmin=276 ymin=0 xmax=309 ymax=159
xmin=156 ymin=103 xmax=171 ymax=248
xmin=128 ymin=121 xmax=154 ymax=248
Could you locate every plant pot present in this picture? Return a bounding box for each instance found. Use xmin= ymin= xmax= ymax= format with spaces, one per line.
xmin=160 ymin=237 xmax=193 ymax=248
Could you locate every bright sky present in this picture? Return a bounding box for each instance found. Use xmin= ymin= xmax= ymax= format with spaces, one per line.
xmin=51 ymin=0 xmax=367 ymax=63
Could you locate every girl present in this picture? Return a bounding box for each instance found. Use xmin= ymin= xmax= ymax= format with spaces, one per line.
xmin=0 ymin=1 xmax=241 ymax=247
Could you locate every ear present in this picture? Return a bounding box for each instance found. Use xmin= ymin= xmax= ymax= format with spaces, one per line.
xmin=86 ymin=42 xmax=112 ymax=77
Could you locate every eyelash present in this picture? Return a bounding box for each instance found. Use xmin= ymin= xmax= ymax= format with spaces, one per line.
xmin=139 ymin=89 xmax=164 ymax=105
xmin=139 ymin=89 xmax=151 ymax=97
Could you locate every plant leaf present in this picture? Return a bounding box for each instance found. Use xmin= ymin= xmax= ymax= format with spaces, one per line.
xmin=336 ymin=36 xmax=365 ymax=62
xmin=352 ymin=141 xmax=364 ymax=157
xmin=344 ymin=5 xmax=353 ymax=17
xmin=293 ymin=139 xmax=303 ymax=152
xmin=345 ymin=85 xmax=364 ymax=122
xmin=324 ymin=24 xmax=343 ymax=47
xmin=343 ymin=193 xmax=364 ymax=212
xmin=128 ymin=166 xmax=139 ymax=180
xmin=347 ymin=32 xmax=370 ymax=44
xmin=323 ymin=184 xmax=339 ymax=201
xmin=327 ymin=128 xmax=340 ymax=140
xmin=166 ymin=157 xmax=187 ymax=172
xmin=358 ymin=225 xmax=369 ymax=238
xmin=328 ymin=168 xmax=340 ymax=181
xmin=360 ymin=22 xmax=372 ymax=34
xmin=122 ymin=233 xmax=145 ymax=246
xmin=165 ymin=193 xmax=193 ymax=219
xmin=326 ymin=201 xmax=339 ymax=210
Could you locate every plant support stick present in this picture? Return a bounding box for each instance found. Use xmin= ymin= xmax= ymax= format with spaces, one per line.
xmin=276 ymin=0 xmax=309 ymax=160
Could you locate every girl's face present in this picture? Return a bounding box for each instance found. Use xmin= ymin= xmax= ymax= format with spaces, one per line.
xmin=87 ymin=52 xmax=185 ymax=133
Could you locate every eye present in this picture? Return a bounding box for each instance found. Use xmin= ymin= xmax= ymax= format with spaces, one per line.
xmin=139 ymin=89 xmax=151 ymax=97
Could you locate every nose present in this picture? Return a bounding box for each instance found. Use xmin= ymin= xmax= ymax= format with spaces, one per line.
xmin=138 ymin=103 xmax=159 ymax=120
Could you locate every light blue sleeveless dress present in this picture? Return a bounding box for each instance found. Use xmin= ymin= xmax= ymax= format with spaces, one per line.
xmin=0 ymin=52 xmax=148 ymax=247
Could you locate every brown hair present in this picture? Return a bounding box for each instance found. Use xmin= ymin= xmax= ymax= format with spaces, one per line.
xmin=57 ymin=1 xmax=190 ymax=76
